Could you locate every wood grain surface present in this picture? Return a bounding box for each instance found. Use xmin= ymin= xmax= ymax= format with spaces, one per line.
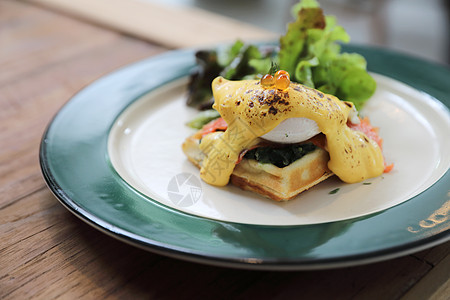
xmin=26 ymin=0 xmax=276 ymax=48
xmin=0 ymin=1 xmax=449 ymax=299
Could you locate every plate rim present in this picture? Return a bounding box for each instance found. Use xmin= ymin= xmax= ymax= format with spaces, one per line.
xmin=39 ymin=45 xmax=450 ymax=270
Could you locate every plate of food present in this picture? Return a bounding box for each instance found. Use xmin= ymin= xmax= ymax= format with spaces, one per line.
xmin=40 ymin=1 xmax=450 ymax=270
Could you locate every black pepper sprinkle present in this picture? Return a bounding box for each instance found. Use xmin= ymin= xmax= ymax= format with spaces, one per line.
xmin=269 ymin=106 xmax=278 ymax=115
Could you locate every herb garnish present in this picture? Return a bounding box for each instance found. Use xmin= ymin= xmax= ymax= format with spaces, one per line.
xmin=329 ymin=188 xmax=340 ymax=194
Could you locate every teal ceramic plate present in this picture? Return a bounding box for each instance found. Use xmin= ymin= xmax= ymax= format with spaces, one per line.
xmin=40 ymin=45 xmax=450 ymax=270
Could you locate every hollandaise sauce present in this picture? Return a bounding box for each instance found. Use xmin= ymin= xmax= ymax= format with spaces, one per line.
xmin=199 ymin=75 xmax=384 ymax=186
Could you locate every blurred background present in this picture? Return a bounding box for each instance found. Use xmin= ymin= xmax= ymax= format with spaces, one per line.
xmin=146 ymin=0 xmax=450 ymax=65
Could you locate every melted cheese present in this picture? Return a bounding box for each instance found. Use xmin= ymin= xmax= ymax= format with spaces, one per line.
xmin=199 ymin=77 xmax=384 ymax=186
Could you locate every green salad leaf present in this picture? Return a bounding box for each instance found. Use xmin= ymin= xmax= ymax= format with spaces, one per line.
xmin=280 ymin=0 xmax=375 ymax=110
xmin=186 ymin=50 xmax=223 ymax=109
xmin=187 ymin=0 xmax=376 ymax=111
xmin=279 ymin=5 xmax=325 ymax=77
xmin=186 ymin=41 xmax=275 ymax=109
xmin=186 ymin=109 xmax=221 ymax=129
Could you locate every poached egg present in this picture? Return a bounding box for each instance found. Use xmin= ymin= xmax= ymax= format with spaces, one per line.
xmin=198 ymin=75 xmax=383 ymax=186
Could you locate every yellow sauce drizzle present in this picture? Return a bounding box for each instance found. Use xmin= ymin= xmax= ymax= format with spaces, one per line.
xmin=199 ymin=76 xmax=384 ymax=186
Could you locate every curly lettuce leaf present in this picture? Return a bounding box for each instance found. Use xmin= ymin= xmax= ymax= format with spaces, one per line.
xmin=221 ymin=43 xmax=266 ymax=79
xmin=186 ymin=50 xmax=223 ymax=109
xmin=187 ymin=40 xmax=274 ymax=109
xmin=279 ymin=6 xmax=325 ymax=77
xmin=187 ymin=0 xmax=376 ymax=110
xmin=313 ymin=52 xmax=376 ymax=109
xmin=291 ymin=0 xmax=321 ymax=15
xmin=280 ymin=1 xmax=375 ymax=109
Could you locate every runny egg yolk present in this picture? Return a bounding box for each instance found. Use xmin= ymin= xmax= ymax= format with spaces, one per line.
xmin=199 ymin=76 xmax=384 ymax=186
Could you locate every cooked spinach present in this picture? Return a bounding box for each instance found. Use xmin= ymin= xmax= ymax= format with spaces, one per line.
xmin=244 ymin=143 xmax=316 ymax=168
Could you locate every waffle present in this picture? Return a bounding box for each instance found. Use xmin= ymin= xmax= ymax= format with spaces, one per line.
xmin=182 ymin=133 xmax=333 ymax=201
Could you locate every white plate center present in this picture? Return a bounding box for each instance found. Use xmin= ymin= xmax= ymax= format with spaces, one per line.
xmin=108 ymin=75 xmax=450 ymax=225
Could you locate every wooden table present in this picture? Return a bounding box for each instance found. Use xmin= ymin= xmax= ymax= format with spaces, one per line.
xmin=1 ymin=1 xmax=449 ymax=299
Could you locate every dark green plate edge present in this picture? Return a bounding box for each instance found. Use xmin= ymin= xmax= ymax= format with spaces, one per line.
xmin=39 ymin=45 xmax=450 ymax=270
